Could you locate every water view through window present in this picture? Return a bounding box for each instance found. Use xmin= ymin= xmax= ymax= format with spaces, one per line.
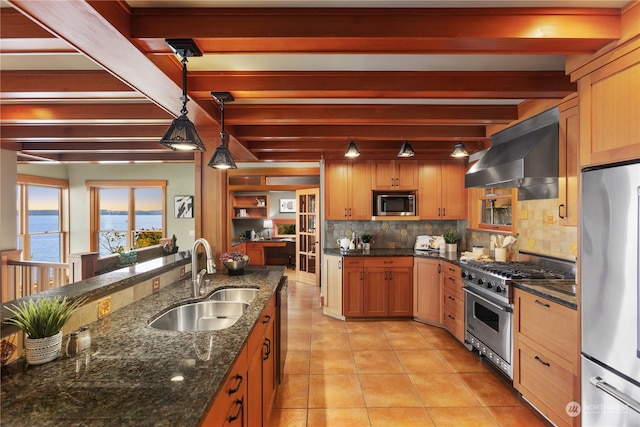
xmin=25 ymin=186 xmax=62 ymax=263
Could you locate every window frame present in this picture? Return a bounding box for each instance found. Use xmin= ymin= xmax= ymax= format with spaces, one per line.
xmin=16 ymin=174 xmax=69 ymax=263
xmin=87 ymin=180 xmax=167 ymax=255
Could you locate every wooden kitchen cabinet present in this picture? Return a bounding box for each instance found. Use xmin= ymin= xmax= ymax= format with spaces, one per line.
xmin=202 ymin=345 xmax=248 ymax=426
xmin=558 ymin=94 xmax=579 ymax=227
xmin=325 ymin=160 xmax=372 ymax=220
xmin=418 ymin=160 xmax=467 ymax=220
xmin=342 ymin=257 xmax=412 ymax=318
xmin=231 ymin=193 xmax=268 ymax=220
xmin=412 ymin=257 xmax=442 ymax=324
xmin=247 ymin=296 xmax=277 ymax=427
xmin=342 ymin=257 xmax=365 ymax=317
xmin=322 ymin=254 xmax=343 ymax=318
xmin=575 ymin=46 xmax=640 ymax=167
xmin=513 ymin=289 xmax=579 ymax=427
xmin=246 ymin=242 xmax=265 ymax=266
xmin=441 ymin=262 xmax=465 ymax=343
xmin=371 ymin=159 xmax=418 ymax=190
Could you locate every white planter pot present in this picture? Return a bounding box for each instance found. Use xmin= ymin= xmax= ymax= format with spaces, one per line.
xmin=25 ymin=331 xmax=62 ymax=365
xmin=445 ymin=243 xmax=457 ymax=253
xmin=362 ymin=243 xmax=370 ymax=250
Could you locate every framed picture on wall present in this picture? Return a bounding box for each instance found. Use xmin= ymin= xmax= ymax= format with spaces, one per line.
xmin=175 ymin=195 xmax=193 ymax=219
xmin=279 ymin=198 xmax=296 ymax=213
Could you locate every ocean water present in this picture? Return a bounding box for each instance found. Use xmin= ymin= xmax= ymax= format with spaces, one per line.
xmin=27 ymin=214 xmax=162 ymax=261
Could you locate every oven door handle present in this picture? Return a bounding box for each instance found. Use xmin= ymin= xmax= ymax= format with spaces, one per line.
xmin=463 ymin=287 xmax=513 ymax=313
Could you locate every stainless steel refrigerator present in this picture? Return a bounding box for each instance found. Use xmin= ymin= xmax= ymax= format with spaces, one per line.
xmin=581 ymin=160 xmax=640 ymax=426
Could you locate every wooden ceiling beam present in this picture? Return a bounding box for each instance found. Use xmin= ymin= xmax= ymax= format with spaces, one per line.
xmin=131 ymin=7 xmax=620 ymax=54
xmin=0 ymin=70 xmax=137 ymax=94
xmin=224 ymin=104 xmax=517 ymax=125
xmin=188 ymin=71 xmax=576 ymax=99
xmin=18 ymin=141 xmax=175 ymax=151
xmin=1 ymin=124 xmax=168 ymax=140
xmin=0 ymin=103 xmax=172 ymax=123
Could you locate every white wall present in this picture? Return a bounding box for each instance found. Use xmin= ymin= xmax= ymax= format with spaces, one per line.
xmin=16 ymin=162 xmax=195 ymax=254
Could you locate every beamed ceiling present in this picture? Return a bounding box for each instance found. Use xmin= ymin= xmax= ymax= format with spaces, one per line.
xmin=0 ymin=0 xmax=633 ymax=163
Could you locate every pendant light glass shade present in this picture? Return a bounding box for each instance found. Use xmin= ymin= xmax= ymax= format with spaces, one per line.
xmin=344 ymin=140 xmax=360 ymax=158
xmin=397 ymin=141 xmax=416 ymax=157
xmin=450 ymin=142 xmax=469 ymax=158
xmin=159 ymin=53 xmax=205 ymax=151
xmin=208 ymin=92 xmax=237 ymax=169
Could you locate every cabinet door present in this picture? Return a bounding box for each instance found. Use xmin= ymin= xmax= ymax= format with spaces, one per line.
xmin=343 ymin=267 xmax=364 ymax=317
xmin=262 ymin=314 xmax=277 ymax=424
xmin=349 ymin=160 xmax=372 ymax=219
xmin=388 ymin=267 xmax=413 ymax=317
xmin=413 ymin=258 xmax=441 ymax=323
xmin=395 ymin=160 xmax=418 ymax=190
xmin=247 ymin=343 xmax=263 ymax=427
xmin=440 ymin=161 xmax=467 ymax=219
xmin=323 ymin=255 xmax=343 ymax=317
xmin=371 ymin=160 xmax=396 ymax=190
xmin=558 ymin=97 xmax=579 ymax=227
xmin=325 ymin=161 xmax=350 ymax=220
xmin=363 ymin=267 xmax=388 ymax=316
xmin=417 ymin=161 xmax=443 ymax=219
xmin=246 ymin=243 xmax=264 ymax=266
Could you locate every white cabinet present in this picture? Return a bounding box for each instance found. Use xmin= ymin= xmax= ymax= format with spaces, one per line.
xmin=322 ymin=254 xmax=344 ymax=319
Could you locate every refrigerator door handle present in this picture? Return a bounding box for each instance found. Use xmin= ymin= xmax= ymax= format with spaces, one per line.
xmin=589 ymin=376 xmax=640 ymax=415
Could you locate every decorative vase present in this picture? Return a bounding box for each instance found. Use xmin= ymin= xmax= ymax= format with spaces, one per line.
xmin=445 ymin=243 xmax=457 ymax=253
xmin=223 ymin=259 xmax=249 ymax=276
xmin=25 ymin=331 xmax=63 ymax=365
xmin=362 ymin=243 xmax=370 ymax=250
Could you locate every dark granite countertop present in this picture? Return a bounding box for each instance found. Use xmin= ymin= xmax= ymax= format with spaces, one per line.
xmin=323 ymin=248 xmax=462 ymax=266
xmin=512 ymin=280 xmax=577 ymax=310
xmin=1 ymin=266 xmax=285 ymax=427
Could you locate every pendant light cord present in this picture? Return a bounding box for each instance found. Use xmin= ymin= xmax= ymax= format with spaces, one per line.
xmin=180 ymin=56 xmax=189 ymax=116
xmin=219 ymin=99 xmax=227 ymax=144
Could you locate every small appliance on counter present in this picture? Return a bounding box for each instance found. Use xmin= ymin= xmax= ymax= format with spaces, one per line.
xmin=414 ymin=235 xmax=443 ymax=252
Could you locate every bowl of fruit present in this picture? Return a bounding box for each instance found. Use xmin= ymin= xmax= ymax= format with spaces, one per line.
xmin=221 ymin=251 xmax=250 ymax=275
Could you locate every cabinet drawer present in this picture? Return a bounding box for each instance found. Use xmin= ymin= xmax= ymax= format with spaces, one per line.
xmin=363 ymin=257 xmax=413 ymax=268
xmin=443 ymin=277 xmax=464 ymax=301
xmin=443 ymin=291 xmax=463 ymax=317
xmin=342 ymin=257 xmax=364 ymax=268
xmin=442 ymin=262 xmax=461 ymax=277
xmin=248 ymin=296 xmax=276 ymax=356
xmin=443 ymin=308 xmax=465 ymax=342
xmin=515 ymin=290 xmax=577 ymax=366
xmin=516 ymin=340 xmax=574 ymax=427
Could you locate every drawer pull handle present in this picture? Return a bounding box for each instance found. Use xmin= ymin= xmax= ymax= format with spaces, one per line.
xmin=448 ymin=296 xmax=455 ymax=301
xmin=263 ymin=337 xmax=272 ymax=360
xmin=448 ymin=314 xmax=455 ymax=320
xmin=534 ymin=356 xmax=550 ymax=367
xmin=228 ymin=374 xmax=243 ymax=395
xmin=262 ymin=314 xmax=271 ymax=324
xmin=590 ymin=376 xmax=640 ymax=415
xmin=534 ymin=300 xmax=551 ymax=308
xmin=228 ymin=398 xmax=244 ymax=422
xmin=384 ymin=260 xmax=393 ymax=264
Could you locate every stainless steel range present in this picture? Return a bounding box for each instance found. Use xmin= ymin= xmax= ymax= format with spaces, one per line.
xmin=461 ymin=251 xmax=575 ymax=379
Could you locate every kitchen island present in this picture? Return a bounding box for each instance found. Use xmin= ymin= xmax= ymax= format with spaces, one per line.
xmin=0 ymin=265 xmax=285 ymax=426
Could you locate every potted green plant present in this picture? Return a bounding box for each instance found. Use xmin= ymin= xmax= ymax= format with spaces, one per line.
xmin=4 ymin=296 xmax=85 ymax=365
xmin=360 ymin=234 xmax=373 ymax=250
xmin=443 ymin=229 xmax=460 ymax=253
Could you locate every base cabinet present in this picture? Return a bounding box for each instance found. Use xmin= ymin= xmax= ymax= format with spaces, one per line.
xmin=322 ymin=254 xmax=343 ymax=318
xmin=202 ymin=346 xmax=248 ymax=426
xmin=513 ymin=289 xmax=579 ymax=427
xmin=441 ymin=263 xmax=464 ymax=343
xmin=413 ymin=258 xmax=442 ymax=324
xmin=342 ymin=257 xmax=413 ymax=318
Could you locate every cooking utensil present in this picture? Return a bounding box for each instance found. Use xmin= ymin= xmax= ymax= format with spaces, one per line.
xmin=490 ymin=235 xmax=497 ymax=249
xmin=503 ymin=235 xmax=516 ymax=247
xmin=497 ymin=235 xmax=505 ymax=247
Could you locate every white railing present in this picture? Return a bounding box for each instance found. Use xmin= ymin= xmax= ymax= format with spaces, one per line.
xmin=4 ymin=260 xmax=70 ymax=303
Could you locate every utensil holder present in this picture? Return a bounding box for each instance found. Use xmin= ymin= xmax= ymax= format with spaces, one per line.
xmin=495 ymin=247 xmax=507 ymax=262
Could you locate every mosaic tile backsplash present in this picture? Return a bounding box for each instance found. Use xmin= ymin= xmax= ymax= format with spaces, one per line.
xmin=325 ymin=220 xmax=466 ymax=250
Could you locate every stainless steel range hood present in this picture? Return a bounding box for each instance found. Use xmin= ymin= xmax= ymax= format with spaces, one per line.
xmin=465 ymin=107 xmax=559 ymax=200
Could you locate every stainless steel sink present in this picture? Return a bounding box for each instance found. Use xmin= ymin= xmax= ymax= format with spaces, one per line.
xmin=149 ymin=301 xmax=249 ymax=332
xmin=209 ymin=288 xmax=258 ymax=303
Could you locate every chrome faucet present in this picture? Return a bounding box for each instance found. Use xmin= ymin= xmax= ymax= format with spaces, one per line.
xmin=191 ymin=238 xmax=216 ymax=297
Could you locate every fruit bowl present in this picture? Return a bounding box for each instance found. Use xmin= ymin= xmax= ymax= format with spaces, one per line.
xmin=223 ymin=259 xmax=249 ymax=275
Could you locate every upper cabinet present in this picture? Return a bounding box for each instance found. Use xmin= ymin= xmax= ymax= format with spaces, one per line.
xmin=558 ymin=94 xmax=579 ymax=227
xmin=325 ymin=160 xmax=372 ymax=220
xmin=371 ymin=160 xmax=418 ymax=191
xmin=574 ymin=42 xmax=640 ymax=167
xmin=468 ymin=187 xmax=517 ymax=233
xmin=417 ymin=160 xmax=467 ymax=220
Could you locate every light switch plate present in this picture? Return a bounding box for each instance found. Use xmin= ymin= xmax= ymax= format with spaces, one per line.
xmin=180 ymin=267 xmax=186 ymax=278
xmin=152 ymin=277 xmax=160 ymax=292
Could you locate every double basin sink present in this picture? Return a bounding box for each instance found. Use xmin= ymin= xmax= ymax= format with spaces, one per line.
xmin=149 ymin=288 xmax=259 ymax=332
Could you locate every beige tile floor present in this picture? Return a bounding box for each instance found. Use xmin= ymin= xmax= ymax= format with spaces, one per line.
xmin=270 ymin=276 xmax=550 ymax=427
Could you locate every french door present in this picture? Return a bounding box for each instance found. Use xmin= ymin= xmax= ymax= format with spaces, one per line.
xmin=296 ymin=188 xmax=320 ymax=286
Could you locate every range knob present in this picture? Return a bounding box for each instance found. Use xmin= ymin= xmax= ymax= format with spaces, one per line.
xmin=487 ymin=281 xmax=494 ymax=289
xmin=461 ymin=271 xmax=468 ymax=279
xmin=469 ymin=273 xmax=476 ymax=280
xmin=477 ymin=278 xmax=486 ymax=286
xmin=496 ymin=285 xmax=504 ymax=294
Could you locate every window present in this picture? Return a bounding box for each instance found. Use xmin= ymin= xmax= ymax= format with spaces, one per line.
xmin=87 ymin=181 xmax=166 ymax=257
xmin=16 ymin=175 xmax=69 ymax=263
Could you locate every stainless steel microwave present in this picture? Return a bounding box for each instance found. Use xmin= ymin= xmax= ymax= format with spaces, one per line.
xmin=375 ymin=192 xmax=416 ymax=216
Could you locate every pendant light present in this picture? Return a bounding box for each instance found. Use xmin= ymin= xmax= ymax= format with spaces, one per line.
xmin=159 ymin=39 xmax=205 ymax=151
xmin=397 ymin=141 xmax=416 ymax=158
xmin=208 ymin=92 xmax=237 ymax=169
xmin=344 ymin=140 xmax=360 ymax=158
xmin=450 ymin=142 xmax=469 ymax=158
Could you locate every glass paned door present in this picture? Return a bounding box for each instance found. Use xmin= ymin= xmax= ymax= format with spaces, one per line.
xmin=296 ymin=188 xmax=320 ymax=286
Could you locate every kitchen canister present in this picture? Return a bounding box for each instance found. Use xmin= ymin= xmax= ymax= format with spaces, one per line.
xmin=495 ymin=247 xmax=507 ymax=262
